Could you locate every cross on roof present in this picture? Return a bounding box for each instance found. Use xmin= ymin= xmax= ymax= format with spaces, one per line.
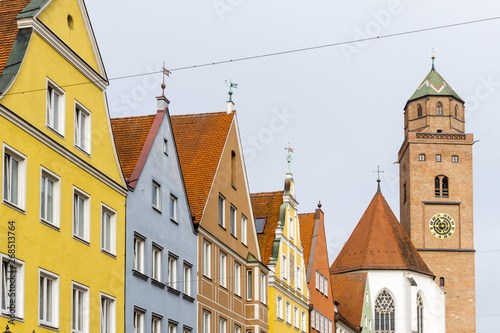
xmin=285 ymin=143 xmax=294 ymax=172
xmin=373 ymin=165 xmax=384 ymax=193
xmin=430 ymin=47 xmax=437 ymax=69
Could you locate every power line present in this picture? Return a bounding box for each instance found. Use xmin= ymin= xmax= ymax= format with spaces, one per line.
xmin=2 ymin=15 xmax=500 ymax=97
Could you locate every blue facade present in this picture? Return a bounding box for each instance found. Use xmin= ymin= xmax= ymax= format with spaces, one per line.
xmin=124 ymin=99 xmax=197 ymax=333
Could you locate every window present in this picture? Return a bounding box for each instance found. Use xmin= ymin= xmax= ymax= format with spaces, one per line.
xmin=452 ymin=155 xmax=459 ymax=163
xmin=202 ymin=311 xmax=211 ymax=333
xmin=230 ymin=205 xmax=236 ymax=236
xmin=152 ymin=182 xmax=161 ymax=211
xmin=285 ymin=301 xmax=291 ymax=324
xmin=1 ymin=256 xmax=24 ymax=319
xmin=455 ymin=105 xmax=459 ymax=118
xmin=73 ymin=187 xmax=90 ymax=242
xmin=417 ymin=293 xmax=423 ymax=333
xmin=324 ymin=277 xmax=328 ymax=297
xmin=218 ymin=194 xmax=225 ymax=227
xmin=316 ymin=270 xmax=319 ymax=289
xmin=169 ymin=322 xmax=177 ymax=333
xmin=39 ymin=169 xmax=61 ymax=228
xmin=320 ymin=314 xmax=324 ymax=332
xmin=39 ymin=269 xmax=59 ymax=328
xmin=435 ymin=176 xmax=449 ymax=198
xmin=133 ymin=309 xmax=144 ymax=333
xmin=436 ymin=102 xmax=443 ymax=115
xmin=163 ymin=138 xmax=168 ymax=155
xmin=74 ymin=102 xmax=91 ymax=153
xmin=100 ymin=294 xmax=115 ymax=333
xmin=46 ymin=80 xmax=65 ymax=134
xmin=417 ymin=104 xmax=422 ymax=117
xmin=219 ymin=317 xmax=226 ymax=333
xmin=133 ymin=236 xmax=144 ymax=273
xmin=241 ymin=215 xmax=247 ymax=244
xmin=234 ymin=263 xmax=241 ymax=296
xmin=3 ymin=145 xmax=26 ymax=209
xmin=219 ymin=252 xmax=227 ymax=288
xmin=168 ymin=255 xmax=177 ymax=289
xmin=231 ymin=150 xmax=236 ymax=186
xmin=316 ymin=311 xmax=320 ymax=330
xmin=260 ymin=272 xmax=266 ymax=303
xmin=152 ymin=247 xmax=162 ymax=281
xmin=170 ymin=194 xmax=178 ymax=222
xmin=255 ymin=217 xmax=265 ymax=234
xmin=183 ymin=263 xmax=192 ymax=296
xmin=247 ymin=269 xmax=252 ymax=300
xmin=101 ymin=205 xmax=117 ymax=255
xmin=293 ymin=306 xmax=299 ymax=328
xmin=282 ymin=255 xmax=287 ymax=280
xmin=374 ymin=290 xmax=395 ymax=333
xmin=436 ymin=154 xmax=442 ymax=162
xmin=440 ymin=277 xmax=445 ymax=286
xmin=289 ymin=216 xmax=294 ymax=239
xmin=311 ymin=310 xmax=315 ymax=329
xmin=72 ymin=282 xmax=89 ymax=333
xmin=320 ymin=274 xmax=324 ymax=293
xmin=301 ymin=311 xmax=307 ymax=332
xmin=235 ymin=325 xmax=241 ymax=333
xmin=277 ymin=295 xmax=283 ymax=319
xmin=203 ymin=241 xmax=211 ymax=278
xmin=152 ymin=317 xmax=161 ymax=333
xmin=418 ymin=153 xmax=425 ymax=161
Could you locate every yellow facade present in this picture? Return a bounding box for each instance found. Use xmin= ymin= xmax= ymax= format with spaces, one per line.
xmin=0 ymin=0 xmax=126 ymax=332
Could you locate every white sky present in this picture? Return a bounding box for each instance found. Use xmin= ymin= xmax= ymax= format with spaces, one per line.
xmin=86 ymin=0 xmax=500 ymax=329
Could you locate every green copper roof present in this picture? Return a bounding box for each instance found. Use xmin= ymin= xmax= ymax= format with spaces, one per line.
xmin=408 ymin=67 xmax=463 ymax=102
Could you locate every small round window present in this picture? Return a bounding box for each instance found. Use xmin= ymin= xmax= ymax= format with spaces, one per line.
xmin=67 ymin=15 xmax=74 ymax=29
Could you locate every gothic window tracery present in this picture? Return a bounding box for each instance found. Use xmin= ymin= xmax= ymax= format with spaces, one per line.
xmin=375 ymin=290 xmax=395 ymax=333
xmin=436 ymin=102 xmax=443 ymax=115
xmin=417 ymin=105 xmax=422 ymax=117
xmin=417 ymin=293 xmax=423 ymax=333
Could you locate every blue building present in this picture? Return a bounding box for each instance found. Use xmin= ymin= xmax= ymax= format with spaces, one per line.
xmin=111 ymin=94 xmax=197 ymax=333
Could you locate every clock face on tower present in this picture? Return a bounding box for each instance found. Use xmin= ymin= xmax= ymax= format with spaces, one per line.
xmin=429 ymin=213 xmax=456 ymax=239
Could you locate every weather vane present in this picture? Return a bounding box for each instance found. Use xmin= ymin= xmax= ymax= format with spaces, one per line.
xmin=373 ymin=165 xmax=384 ymax=193
xmin=225 ymin=79 xmax=238 ymax=102
xmin=285 ymin=143 xmax=294 ymax=173
xmin=161 ymin=62 xmax=171 ymax=96
xmin=430 ymin=47 xmax=437 ymax=70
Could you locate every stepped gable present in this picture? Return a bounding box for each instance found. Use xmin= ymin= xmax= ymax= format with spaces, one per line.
xmin=0 ymin=0 xmax=31 ymax=73
xmin=331 ymin=272 xmax=368 ymax=330
xmin=250 ymin=191 xmax=284 ymax=265
xmin=330 ymin=192 xmax=433 ymax=276
xmin=171 ymin=111 xmax=234 ymax=224
xmin=408 ymin=67 xmax=463 ymax=102
xmin=298 ymin=212 xmax=315 ymax=269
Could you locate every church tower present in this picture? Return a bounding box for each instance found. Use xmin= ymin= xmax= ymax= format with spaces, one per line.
xmin=398 ymin=57 xmax=476 ymax=332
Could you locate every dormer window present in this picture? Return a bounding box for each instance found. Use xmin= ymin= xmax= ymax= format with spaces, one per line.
xmin=436 ymin=102 xmax=443 ymax=115
xmin=417 ymin=105 xmax=422 ymax=117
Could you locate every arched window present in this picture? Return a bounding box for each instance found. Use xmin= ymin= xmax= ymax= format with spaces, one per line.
xmin=417 ymin=105 xmax=422 ymax=117
xmin=436 ymin=102 xmax=443 ymax=115
xmin=417 ymin=294 xmax=423 ymax=333
xmin=231 ymin=150 xmax=236 ymax=186
xmin=375 ymin=290 xmax=395 ymax=332
xmin=455 ymin=105 xmax=458 ymax=118
xmin=435 ymin=175 xmax=449 ymax=197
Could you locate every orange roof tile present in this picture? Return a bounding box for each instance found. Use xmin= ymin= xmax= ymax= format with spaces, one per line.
xmin=0 ymin=0 xmax=31 ymax=73
xmin=110 ymin=115 xmax=155 ymax=182
xmin=250 ymin=191 xmax=283 ymax=265
xmin=171 ymin=112 xmax=234 ymax=224
xmin=331 ymin=272 xmax=367 ymax=330
xmin=298 ymin=212 xmax=315 ymax=269
xmin=330 ymin=192 xmax=433 ymax=276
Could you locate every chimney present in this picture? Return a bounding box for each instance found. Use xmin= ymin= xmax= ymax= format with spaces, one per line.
xmin=157 ymin=95 xmax=170 ymax=112
xmin=226 ymin=100 xmax=234 ymax=114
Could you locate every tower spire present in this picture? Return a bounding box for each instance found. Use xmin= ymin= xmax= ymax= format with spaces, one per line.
xmin=285 ymin=143 xmax=294 ymax=173
xmin=373 ymin=165 xmax=384 ymax=193
xmin=430 ymin=46 xmax=437 ymax=70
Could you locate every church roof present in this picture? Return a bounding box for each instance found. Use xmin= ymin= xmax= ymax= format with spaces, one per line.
xmin=331 ymin=272 xmax=367 ymax=330
xmin=330 ymin=192 xmax=434 ymax=276
xmin=171 ymin=111 xmax=234 ymax=225
xmin=250 ymin=191 xmax=284 ymax=265
xmin=298 ymin=212 xmax=315 ymax=270
xmin=408 ymin=67 xmax=463 ymax=103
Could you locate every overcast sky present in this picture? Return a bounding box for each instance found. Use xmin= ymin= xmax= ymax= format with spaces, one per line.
xmin=85 ymin=0 xmax=500 ymax=329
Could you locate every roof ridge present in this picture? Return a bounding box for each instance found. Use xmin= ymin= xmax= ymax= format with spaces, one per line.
xmin=170 ymin=111 xmax=229 ymax=118
xmin=111 ymin=114 xmax=156 ymax=120
xmin=251 ymin=190 xmax=284 ymax=197
xmin=381 ymin=195 xmax=407 ymax=269
xmin=362 ymin=194 xmax=378 ymax=269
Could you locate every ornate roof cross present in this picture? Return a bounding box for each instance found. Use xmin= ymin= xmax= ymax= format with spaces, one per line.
xmin=285 ymin=143 xmax=294 ymax=173
xmin=373 ymin=165 xmax=384 ymax=193
xmin=225 ymin=79 xmax=238 ymax=102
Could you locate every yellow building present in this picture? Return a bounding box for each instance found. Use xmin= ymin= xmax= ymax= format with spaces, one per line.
xmin=251 ymin=164 xmax=309 ymax=333
xmin=0 ymin=0 xmax=127 ymax=332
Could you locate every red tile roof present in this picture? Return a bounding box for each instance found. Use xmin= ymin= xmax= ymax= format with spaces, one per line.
xmin=331 ymin=272 xmax=367 ymax=330
xmin=171 ymin=112 xmax=234 ymax=224
xmin=0 ymin=0 xmax=31 ymax=73
xmin=298 ymin=212 xmax=315 ymax=269
xmin=250 ymin=191 xmax=283 ymax=265
xmin=330 ymin=192 xmax=433 ymax=276
xmin=110 ymin=115 xmax=156 ymax=183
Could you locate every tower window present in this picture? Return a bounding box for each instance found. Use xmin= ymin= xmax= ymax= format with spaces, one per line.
xmin=418 ymin=154 xmax=426 ymax=161
xmin=403 ymin=182 xmax=407 ymax=204
xmin=435 ymin=176 xmax=449 ymax=198
xmin=455 ymin=105 xmax=458 ymax=118
xmin=435 ymin=154 xmax=442 ymax=162
xmin=436 ymin=102 xmax=443 ymax=115
xmin=440 ymin=277 xmax=445 ymax=286
xmin=437 ymin=129 xmax=443 ymax=133
xmin=417 ymin=105 xmax=422 ymax=117
xmin=452 ymin=155 xmax=459 ymax=163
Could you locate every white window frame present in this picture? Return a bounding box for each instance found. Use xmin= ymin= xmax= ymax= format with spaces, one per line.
xmin=46 ymin=78 xmax=65 ymax=135
xmin=315 ymin=270 xmax=319 ymax=290
xmin=260 ymin=272 xmax=266 ymax=304
xmin=168 ymin=255 xmax=178 ymax=289
xmin=133 ymin=308 xmax=145 ymax=333
xmin=230 ymin=205 xmax=236 ymax=236
xmin=452 ymin=155 xmax=459 ymax=163
xmin=285 ymin=301 xmax=291 ymax=324
xmin=168 ymin=322 xmax=177 ymax=333
xmin=316 ymin=311 xmax=320 ymax=330
xmin=203 ymin=241 xmax=211 ymax=278
xmin=301 ymin=310 xmax=307 ymax=332
xmin=219 ymin=252 xmax=227 ymax=288
xmin=311 ymin=310 xmax=315 ymax=329
xmin=246 ymin=269 xmax=253 ymax=301
xmin=419 ymin=153 xmax=426 ymax=161
xmin=40 ymin=167 xmax=61 ymax=228
xmin=170 ymin=194 xmax=178 ymax=222
xmin=436 ymin=154 xmax=442 ymax=162
xmin=183 ymin=263 xmax=192 ymax=296
xmin=234 ymin=263 xmax=241 ymax=296
xmin=152 ymin=316 xmax=162 ymax=333
xmin=320 ymin=274 xmax=324 ymax=293
xmin=74 ymin=101 xmax=91 ymax=154
xmin=282 ymin=255 xmax=287 ymax=280
xmin=73 ymin=187 xmax=90 ymax=242
xmin=241 ymin=215 xmax=247 ymax=245
xmin=101 ymin=204 xmax=117 ymax=255
xmin=133 ymin=236 xmax=145 ymax=273
xmin=218 ymin=194 xmax=225 ymax=228
xmin=100 ymin=293 xmax=116 ymax=333
xmin=289 ymin=216 xmax=294 ymax=239
xmin=152 ymin=246 xmax=162 ymax=281
xmin=293 ymin=305 xmax=299 ymax=328
xmin=1 ymin=255 xmax=24 ymax=319
xmin=234 ymin=325 xmax=241 ymax=333
xmin=152 ymin=181 xmax=161 ymax=211
xmin=324 ymin=277 xmax=328 ymax=297
xmin=296 ymin=266 xmax=301 ymax=290
xmin=71 ymin=282 xmax=89 ymax=333
xmin=2 ymin=144 xmax=26 ymax=210
xmin=219 ymin=317 xmax=226 ymax=333
xmin=202 ymin=311 xmax=211 ymax=333
xmin=38 ymin=268 xmax=59 ymax=328
xmin=277 ymin=295 xmax=283 ymax=320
